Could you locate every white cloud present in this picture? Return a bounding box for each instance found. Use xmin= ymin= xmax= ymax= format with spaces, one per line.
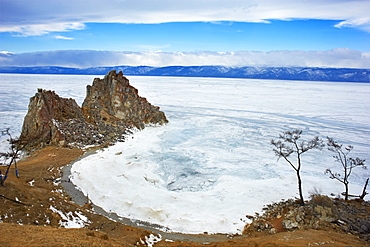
xmin=1 ymin=0 xmax=370 ymax=36
xmin=0 ymin=49 xmax=369 ymax=69
xmin=0 ymin=51 xmax=15 ymax=63
xmin=0 ymin=51 xmax=14 ymax=55
xmin=335 ymin=17 xmax=370 ymax=32
xmin=0 ymin=23 xmax=85 ymax=37
xmin=54 ymin=35 xmax=74 ymax=40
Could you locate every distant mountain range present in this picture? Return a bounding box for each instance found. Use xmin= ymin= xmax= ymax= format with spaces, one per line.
xmin=1 ymin=65 xmax=369 ymax=82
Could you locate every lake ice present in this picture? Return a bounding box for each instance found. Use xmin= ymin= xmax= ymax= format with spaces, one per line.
xmin=1 ymin=74 xmax=369 ymax=234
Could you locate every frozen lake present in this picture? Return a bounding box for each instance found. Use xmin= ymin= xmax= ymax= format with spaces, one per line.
xmin=1 ymin=73 xmax=369 ymax=234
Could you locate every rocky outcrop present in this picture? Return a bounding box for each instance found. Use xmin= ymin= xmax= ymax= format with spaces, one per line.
xmin=244 ymin=195 xmax=370 ymax=241
xmin=20 ymin=71 xmax=168 ymax=150
xmin=20 ymin=89 xmax=84 ymax=149
xmin=82 ymin=70 xmax=168 ymax=129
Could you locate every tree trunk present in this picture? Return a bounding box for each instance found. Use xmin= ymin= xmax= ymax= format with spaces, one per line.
xmin=360 ymin=178 xmax=369 ymax=200
xmin=297 ymin=170 xmax=305 ymax=205
xmin=344 ymin=182 xmax=349 ymax=200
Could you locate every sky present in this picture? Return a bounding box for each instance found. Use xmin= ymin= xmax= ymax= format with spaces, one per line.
xmin=0 ymin=0 xmax=370 ymax=68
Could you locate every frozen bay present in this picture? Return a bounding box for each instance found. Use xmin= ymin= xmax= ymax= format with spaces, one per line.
xmin=1 ymin=74 xmax=370 ymax=234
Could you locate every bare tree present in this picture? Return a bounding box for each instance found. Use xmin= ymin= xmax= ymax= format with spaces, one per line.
xmin=271 ymin=129 xmax=323 ymax=205
xmin=0 ymin=128 xmax=27 ymax=186
xmin=326 ymin=137 xmax=367 ymax=200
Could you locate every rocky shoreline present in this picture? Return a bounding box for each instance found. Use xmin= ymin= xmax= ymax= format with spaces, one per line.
xmin=1 ymin=146 xmax=368 ymax=246
xmin=58 ymin=140 xmax=370 ymax=244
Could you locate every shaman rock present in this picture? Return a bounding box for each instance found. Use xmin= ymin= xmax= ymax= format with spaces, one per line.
xmin=20 ymin=71 xmax=168 ymax=150
xmin=82 ymin=70 xmax=168 ymax=129
xmin=20 ymin=89 xmax=84 ymax=149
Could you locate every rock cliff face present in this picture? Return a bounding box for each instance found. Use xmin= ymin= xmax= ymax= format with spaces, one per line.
xmin=82 ymin=70 xmax=168 ymax=129
xmin=20 ymin=71 xmax=168 ymax=150
xmin=20 ymin=89 xmax=83 ymax=149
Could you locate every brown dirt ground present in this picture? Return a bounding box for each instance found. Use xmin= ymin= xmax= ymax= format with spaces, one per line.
xmin=0 ymin=147 xmax=369 ymax=246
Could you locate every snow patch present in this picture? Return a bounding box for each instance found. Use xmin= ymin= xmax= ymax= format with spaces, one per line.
xmin=49 ymin=206 xmax=90 ymax=228
xmin=139 ymin=234 xmax=162 ymax=247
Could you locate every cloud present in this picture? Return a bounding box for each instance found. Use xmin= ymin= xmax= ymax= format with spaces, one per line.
xmin=335 ymin=17 xmax=370 ymax=32
xmin=0 ymin=22 xmax=85 ymax=37
xmin=54 ymin=35 xmax=74 ymax=40
xmin=0 ymin=51 xmax=15 ymax=63
xmin=1 ymin=0 xmax=370 ymax=36
xmin=0 ymin=49 xmax=369 ymax=69
xmin=0 ymin=51 xmax=14 ymax=55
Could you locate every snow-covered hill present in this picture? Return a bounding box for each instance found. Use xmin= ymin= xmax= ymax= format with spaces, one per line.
xmin=1 ymin=65 xmax=369 ymax=82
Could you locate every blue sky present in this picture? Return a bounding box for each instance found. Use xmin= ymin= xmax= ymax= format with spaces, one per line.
xmin=2 ymin=20 xmax=369 ymax=53
xmin=1 ymin=0 xmax=370 ymax=68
